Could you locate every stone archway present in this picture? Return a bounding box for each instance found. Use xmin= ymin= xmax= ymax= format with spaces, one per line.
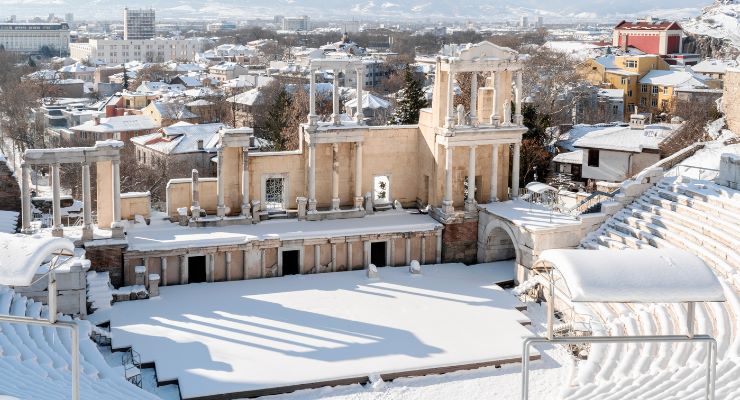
xmin=478 ymin=219 xmax=522 ymax=266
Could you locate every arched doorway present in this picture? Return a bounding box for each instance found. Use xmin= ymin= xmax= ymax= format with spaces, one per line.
xmin=477 ymin=219 xmax=522 ymax=285
xmin=484 ymin=227 xmax=516 ymax=261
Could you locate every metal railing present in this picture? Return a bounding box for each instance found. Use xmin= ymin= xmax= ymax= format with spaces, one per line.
xmin=665 ymin=165 xmax=720 ymax=181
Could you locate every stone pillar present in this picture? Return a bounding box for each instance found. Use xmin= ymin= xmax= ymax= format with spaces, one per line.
xmin=465 ymin=145 xmax=477 ymax=211
xmin=297 ymin=197 xmax=307 ymax=220
xmin=515 ymin=70 xmax=523 ymax=125
xmin=504 ymin=94 xmax=512 ymax=126
xmin=20 ymin=163 xmax=31 ymax=233
xmin=179 ymin=255 xmax=188 ymax=285
xmin=225 ymin=252 xmax=232 ymax=281
xmin=389 ymin=239 xmax=396 ymax=267
xmin=207 ymin=253 xmax=215 ymax=283
xmin=50 ymin=163 xmax=63 ymax=237
xmin=470 ymin=73 xmax=478 ymax=123
xmin=355 ymin=66 xmax=364 ymax=124
xmin=421 ymin=236 xmax=427 ymax=264
xmin=490 ymin=72 xmax=500 ymax=126
xmin=435 ymin=230 xmax=442 ymax=264
xmin=331 ymin=143 xmax=340 ymax=210
xmin=490 ymin=144 xmax=500 ymax=202
xmin=260 ymin=249 xmax=265 ymax=278
xmin=314 ymin=244 xmax=321 ymax=273
xmin=332 ymin=69 xmax=341 ymax=126
xmin=331 ymin=243 xmax=337 ymax=272
xmin=511 ymin=142 xmax=521 ymax=198
xmin=347 ymin=241 xmax=353 ymax=271
xmin=216 ymin=146 xmax=226 ymax=217
xmin=160 ymin=256 xmax=168 ymax=286
xmin=308 ymin=68 xmax=317 ymax=125
xmin=81 ymin=163 xmax=93 ymax=240
xmin=243 ymin=250 xmax=249 ymax=280
xmin=405 ymin=236 xmax=411 ymax=266
xmin=445 ymin=70 xmax=455 ymax=129
xmin=308 ymin=142 xmax=317 ymax=212
xmin=241 ymin=147 xmax=250 ymax=217
xmin=111 ymin=159 xmax=123 ymax=238
xmin=354 ymin=142 xmax=363 ymax=209
xmin=363 ymin=240 xmax=370 ymax=268
xmin=442 ymin=146 xmax=454 ymax=214
xmin=148 ymin=274 xmax=160 ymax=297
xmin=190 ymin=169 xmax=200 ymax=217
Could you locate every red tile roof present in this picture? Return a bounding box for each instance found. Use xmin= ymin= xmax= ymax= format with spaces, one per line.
xmin=615 ymin=20 xmax=682 ymax=31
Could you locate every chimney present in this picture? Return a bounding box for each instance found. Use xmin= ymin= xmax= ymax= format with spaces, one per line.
xmin=105 ymin=104 xmax=116 ymax=117
xmin=116 ymin=107 xmax=125 ymax=117
xmin=197 ymin=139 xmax=204 ymax=150
xmin=93 ymin=117 xmax=100 ymax=126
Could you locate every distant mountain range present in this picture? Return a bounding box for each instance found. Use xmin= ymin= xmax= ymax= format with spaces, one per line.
xmin=8 ymin=0 xmax=711 ymax=22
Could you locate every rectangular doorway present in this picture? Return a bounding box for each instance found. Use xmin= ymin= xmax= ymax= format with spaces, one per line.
xmin=282 ymin=250 xmax=300 ymax=276
xmin=370 ymin=242 xmax=387 ymax=268
xmin=188 ymin=255 xmax=207 ymax=283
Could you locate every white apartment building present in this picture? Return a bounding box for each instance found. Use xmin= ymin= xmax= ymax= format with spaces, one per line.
xmin=283 ymin=16 xmax=310 ymax=31
xmin=69 ymin=38 xmax=206 ymax=64
xmin=124 ymin=8 xmax=155 ymax=40
xmin=0 ymin=22 xmax=69 ymax=53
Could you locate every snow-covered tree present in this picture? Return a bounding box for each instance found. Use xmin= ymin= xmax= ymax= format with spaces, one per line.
xmin=393 ymin=66 xmax=427 ymax=125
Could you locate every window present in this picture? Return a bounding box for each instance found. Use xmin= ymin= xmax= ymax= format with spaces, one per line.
xmin=625 ymin=60 xmax=637 ymax=68
xmin=641 ymin=84 xmax=649 ymax=93
xmin=587 ymin=149 xmax=599 ymax=167
xmin=264 ymin=177 xmax=285 ymax=210
xmin=652 ymin=86 xmax=659 ymax=95
xmin=621 ymin=77 xmax=629 ymax=85
xmin=627 ymin=89 xmax=633 ymax=97
xmin=640 ymin=98 xmax=647 ymax=107
xmin=373 ymin=175 xmax=391 ymax=203
xmin=651 ymin=98 xmax=658 ymax=107
xmin=663 ymin=86 xmax=670 ymax=95
xmin=661 ymin=99 xmax=669 ymax=109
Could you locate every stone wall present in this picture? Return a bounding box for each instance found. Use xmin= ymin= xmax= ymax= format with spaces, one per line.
xmin=441 ymin=218 xmax=478 ymax=264
xmin=85 ymin=243 xmax=126 ymax=287
xmin=724 ymin=69 xmax=740 ymax=134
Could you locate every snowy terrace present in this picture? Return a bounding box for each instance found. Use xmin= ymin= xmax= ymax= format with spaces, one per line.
xmin=125 ymin=209 xmax=442 ymax=253
xmin=110 ymin=263 xmax=535 ymax=399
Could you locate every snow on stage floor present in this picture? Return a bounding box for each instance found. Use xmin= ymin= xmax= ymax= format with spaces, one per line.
xmin=110 ymin=262 xmax=535 ymax=399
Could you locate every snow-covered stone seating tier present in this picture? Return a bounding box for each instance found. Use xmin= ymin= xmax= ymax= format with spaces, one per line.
xmin=553 ymin=176 xmax=740 ymax=400
xmin=0 ymin=285 xmax=158 ymax=400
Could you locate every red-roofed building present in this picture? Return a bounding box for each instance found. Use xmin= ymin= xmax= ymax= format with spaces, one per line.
xmin=612 ymin=19 xmax=683 ymax=56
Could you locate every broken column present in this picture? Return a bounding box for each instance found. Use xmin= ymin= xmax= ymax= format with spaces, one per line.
xmin=148 ymin=274 xmax=160 ymax=297
xmin=134 ymin=265 xmax=147 ymax=287
xmin=191 ymin=169 xmax=200 ymax=218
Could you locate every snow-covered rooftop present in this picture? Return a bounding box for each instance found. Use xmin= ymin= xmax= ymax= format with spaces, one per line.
xmin=573 ymin=123 xmax=680 ymax=153
xmin=131 ymin=123 xmax=224 ymax=155
xmin=552 ymin=150 xmax=583 ymax=164
xmin=639 ymin=69 xmax=708 ymax=88
xmin=537 ymin=249 xmax=726 ymax=303
xmin=70 ymin=115 xmax=159 ymax=133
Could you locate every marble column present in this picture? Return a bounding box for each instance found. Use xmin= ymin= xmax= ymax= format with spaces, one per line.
xmin=331 ymin=143 xmax=340 ymax=210
xmin=490 ymin=72 xmax=500 ymax=126
xmin=465 ymin=145 xmax=477 ymax=211
xmin=470 ymin=73 xmax=478 ymax=124
xmin=225 ymin=252 xmax=232 ymax=281
xmin=347 ymin=242 xmax=353 ymax=271
xmin=515 ymin=70 xmax=523 ymax=125
xmin=420 ymin=236 xmax=427 ymax=264
xmin=308 ymin=142 xmax=317 ymax=212
xmin=179 ymin=255 xmax=188 ymax=285
xmin=354 ymin=142 xmax=363 ymax=208
xmin=216 ymin=146 xmax=225 ymax=217
xmin=404 ymin=236 xmax=411 ymax=266
xmin=111 ymin=160 xmax=121 ymax=224
xmin=191 ymin=169 xmax=200 ymax=213
xmin=442 ymin=146 xmax=454 ymax=214
xmin=243 ymin=250 xmax=249 ymax=280
xmin=160 ymin=256 xmax=167 ymax=286
xmin=435 ymin=230 xmax=442 ymax=264
xmin=445 ymin=70 xmax=455 ymax=129
xmin=355 ymin=66 xmax=364 ymax=124
xmin=511 ymin=142 xmax=521 ymax=199
xmin=51 ymin=163 xmax=62 ymax=237
xmin=81 ymin=162 xmax=93 ymax=241
xmin=331 ymin=243 xmax=337 ymax=272
xmin=314 ymin=244 xmax=321 ymax=273
xmin=241 ymin=147 xmax=250 ymax=217
xmin=332 ymin=70 xmax=341 ymax=126
xmin=490 ymin=144 xmax=500 ymax=202
xmin=308 ymin=68 xmax=317 ymax=125
xmin=20 ymin=163 xmax=31 ymax=233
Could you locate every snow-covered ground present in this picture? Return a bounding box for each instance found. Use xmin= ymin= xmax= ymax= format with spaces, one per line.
xmin=109 ymin=263 xmax=547 ymax=399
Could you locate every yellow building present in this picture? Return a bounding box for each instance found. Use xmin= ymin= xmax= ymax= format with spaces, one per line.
xmin=637 ymin=70 xmax=714 ymax=115
xmin=580 ymin=54 xmax=669 ymax=118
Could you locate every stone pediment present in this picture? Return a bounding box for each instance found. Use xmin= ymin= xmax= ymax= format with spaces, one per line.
xmin=455 ymin=41 xmax=518 ymax=61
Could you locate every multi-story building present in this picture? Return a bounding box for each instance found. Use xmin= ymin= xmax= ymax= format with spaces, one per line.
xmin=638 ymin=69 xmax=713 ymax=114
xmin=612 ymin=19 xmax=683 ymax=56
xmin=282 ymin=16 xmax=310 ymax=31
xmin=124 ymin=8 xmax=155 ymax=40
xmin=580 ymin=54 xmax=670 ymax=118
xmin=69 ymin=38 xmax=206 ymax=64
xmin=0 ymin=22 xmax=69 ymax=54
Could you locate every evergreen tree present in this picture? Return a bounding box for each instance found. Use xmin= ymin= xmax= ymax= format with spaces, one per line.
xmin=393 ymin=65 xmax=427 ymax=125
xmin=122 ymin=66 xmax=130 ymax=90
xmin=27 ymin=56 xmax=36 ymax=68
xmin=263 ymin=87 xmax=291 ymax=150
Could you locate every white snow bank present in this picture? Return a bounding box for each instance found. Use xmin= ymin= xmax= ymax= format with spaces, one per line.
xmin=0 ymin=233 xmax=75 ymax=286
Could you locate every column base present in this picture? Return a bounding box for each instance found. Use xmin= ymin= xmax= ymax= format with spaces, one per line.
xmin=441 ymin=200 xmax=454 ymax=215
xmin=332 ymin=115 xmax=341 ymax=126
xmin=354 ymin=196 xmax=364 ymax=210
xmin=308 ymin=115 xmax=318 ymax=126
xmin=82 ymin=225 xmax=94 ymax=241
xmin=515 ymin=114 xmax=524 ymax=126
xmin=331 ymin=198 xmax=340 ymax=210
xmin=490 ymin=115 xmax=500 ymax=127
xmin=464 ymin=200 xmax=478 ymax=212
xmin=51 ymin=227 xmax=64 ymax=238
xmin=308 ymin=199 xmax=317 ymax=213
xmin=217 ymin=205 xmax=226 ymax=218
xmin=240 ymin=203 xmax=251 ymax=217
xmin=111 ymin=222 xmax=125 ymax=239
xmin=489 ymin=197 xmax=499 ymax=203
